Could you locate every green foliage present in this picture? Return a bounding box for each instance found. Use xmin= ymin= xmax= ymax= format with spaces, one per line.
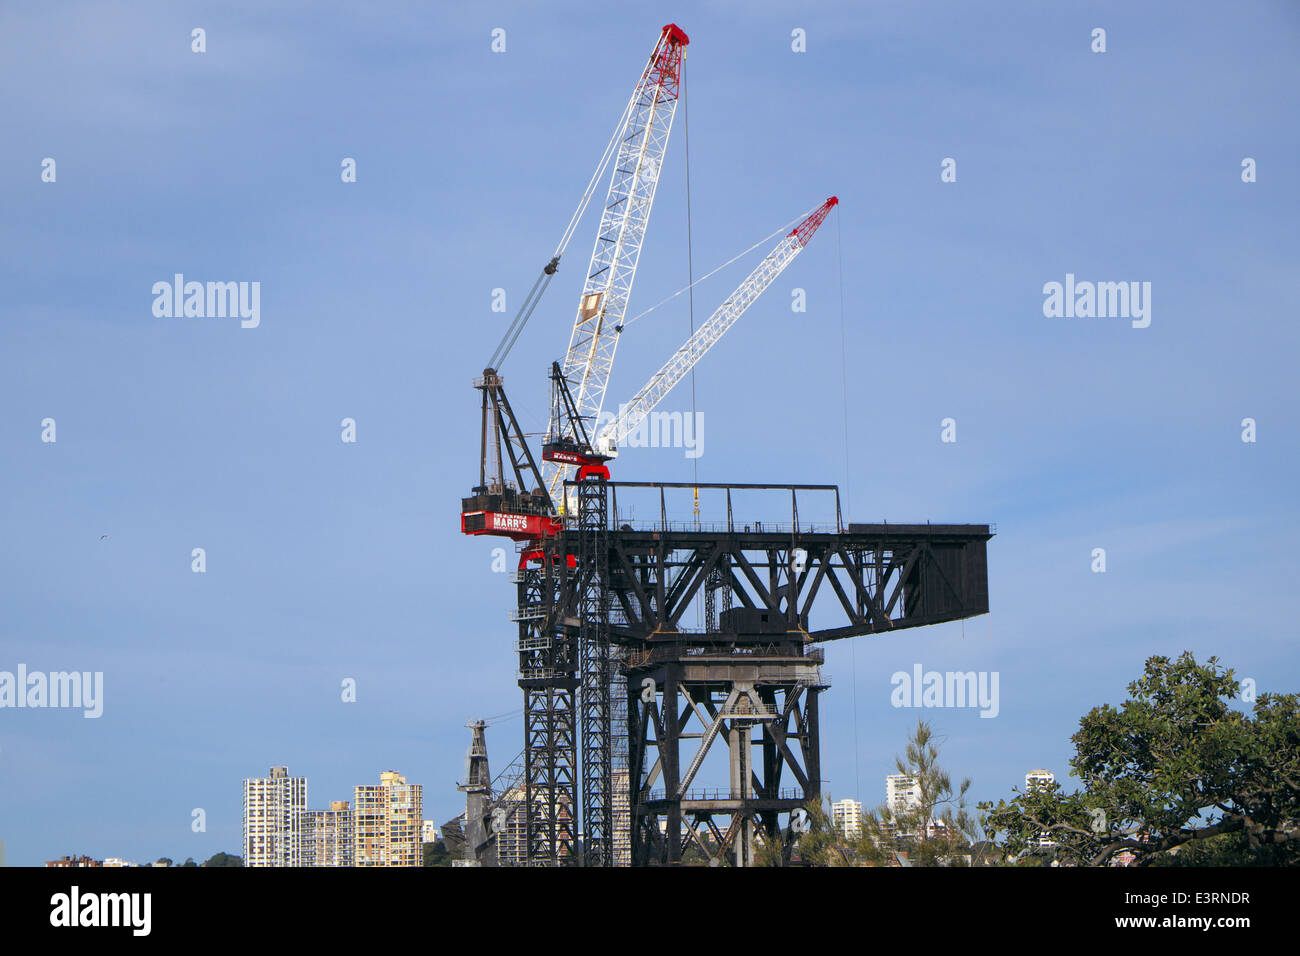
xmin=793 ymin=797 xmax=856 ymax=866
xmin=764 ymin=721 xmax=984 ymax=867
xmin=422 ymin=839 xmax=452 ymax=867
xmin=1146 ymin=831 xmax=1290 ymax=867
xmin=980 ymin=653 xmax=1300 ymax=866
xmin=854 ymin=720 xmax=984 ymax=866
xmin=753 ymin=831 xmax=785 ymax=868
xmin=680 ymin=843 xmax=710 ymax=865
xmin=202 ymin=852 xmax=243 ymax=867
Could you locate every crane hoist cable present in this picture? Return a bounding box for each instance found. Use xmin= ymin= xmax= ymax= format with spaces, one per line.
xmin=833 ymin=203 xmax=861 ymax=801
xmin=683 ymin=52 xmax=699 ymax=528
xmin=619 ymin=208 xmax=812 ymax=331
xmin=487 ymin=82 xmax=642 ymax=372
xmin=481 ymin=707 xmax=524 ymax=725
xmin=683 ymin=52 xmax=702 ymax=629
xmin=592 ymin=197 xmax=838 ymax=457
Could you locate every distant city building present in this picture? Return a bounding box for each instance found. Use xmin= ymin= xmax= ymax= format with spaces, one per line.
xmin=831 ymin=798 xmax=863 ymax=838
xmin=1025 ymin=769 xmax=1058 ymax=847
xmin=422 ymin=820 xmax=439 ymax=844
xmin=612 ymin=768 xmax=631 ymax=867
xmin=302 ymin=800 xmax=355 ymax=867
xmin=102 ymin=858 xmax=137 ymax=867
xmin=886 ymin=774 xmax=921 ymax=814
xmin=494 ymin=790 xmax=529 ymax=867
xmin=354 ymin=771 xmax=423 ymax=867
xmin=243 ymin=765 xmax=307 ymax=867
xmin=46 ymin=855 xmax=102 ymax=867
xmin=1025 ymin=769 xmax=1055 ymax=791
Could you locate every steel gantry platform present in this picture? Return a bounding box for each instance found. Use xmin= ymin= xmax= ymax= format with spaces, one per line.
xmin=509 ymin=479 xmax=991 ymax=865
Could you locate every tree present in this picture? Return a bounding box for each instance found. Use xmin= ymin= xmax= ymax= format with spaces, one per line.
xmin=980 ymin=653 xmax=1300 ymax=866
xmin=181 ymin=857 xmax=198 ymax=867
xmin=154 ymin=857 xmax=173 ymax=867
xmin=202 ymin=852 xmax=243 ymax=867
xmin=422 ymin=840 xmax=452 ymax=867
xmin=789 ymin=797 xmax=856 ymax=866
xmin=855 ymin=720 xmax=983 ymax=866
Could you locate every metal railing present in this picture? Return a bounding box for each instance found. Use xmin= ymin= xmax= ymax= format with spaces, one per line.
xmin=622 ymin=644 xmax=826 ymax=669
xmin=509 ymin=606 xmax=548 ymax=622
xmin=641 ymin=787 xmax=806 ymax=803
xmin=606 ymin=518 xmax=844 ymax=536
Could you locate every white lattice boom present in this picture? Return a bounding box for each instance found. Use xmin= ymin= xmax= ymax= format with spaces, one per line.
xmin=545 ymin=25 xmax=689 ymax=501
xmin=595 ymin=197 xmax=838 ymax=455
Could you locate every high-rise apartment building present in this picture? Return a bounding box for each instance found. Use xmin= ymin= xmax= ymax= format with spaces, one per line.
xmin=831 ymin=797 xmax=864 ymax=838
xmin=1025 ymin=769 xmax=1058 ymax=847
xmin=243 ymin=766 xmax=307 ymax=867
xmin=886 ymin=774 xmax=922 ymax=814
xmin=354 ymin=770 xmax=423 ymax=867
xmin=492 ymin=785 xmax=528 ymax=868
xmin=612 ymin=768 xmax=631 ymax=867
xmin=302 ymin=800 xmax=355 ymax=867
xmin=1025 ymin=769 xmax=1055 ymax=791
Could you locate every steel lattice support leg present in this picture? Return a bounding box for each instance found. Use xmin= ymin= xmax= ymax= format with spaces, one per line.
xmin=517 ymin=558 xmax=578 ymax=866
xmin=523 ymin=685 xmax=577 ymax=865
xmin=577 ymin=476 xmax=618 ymax=866
xmin=626 ymin=646 xmax=825 ymax=866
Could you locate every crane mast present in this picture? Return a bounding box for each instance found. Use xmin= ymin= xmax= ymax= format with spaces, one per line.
xmin=546 ymin=23 xmax=689 ymax=502
xmin=595 ymin=197 xmax=838 ymax=456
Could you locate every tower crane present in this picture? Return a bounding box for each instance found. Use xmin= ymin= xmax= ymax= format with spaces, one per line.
xmin=460 ymin=196 xmax=837 ymax=542
xmin=546 ymin=23 xmax=691 ymax=504
xmin=458 ymin=23 xmax=839 ymax=866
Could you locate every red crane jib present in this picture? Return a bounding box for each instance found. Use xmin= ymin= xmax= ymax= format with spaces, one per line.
xmin=789 ymin=196 xmax=838 ymax=248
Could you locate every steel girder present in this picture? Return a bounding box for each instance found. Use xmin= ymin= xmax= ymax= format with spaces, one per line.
xmin=603 ymin=524 xmax=991 ymax=646
xmin=625 ymin=649 xmax=825 ymax=866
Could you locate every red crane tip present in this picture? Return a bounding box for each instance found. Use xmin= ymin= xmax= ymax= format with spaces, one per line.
xmin=827 ymin=196 xmax=839 ymax=207
xmin=662 ymin=23 xmax=690 ymax=46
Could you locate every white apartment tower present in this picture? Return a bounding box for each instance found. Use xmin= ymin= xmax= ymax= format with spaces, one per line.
xmin=243 ymin=766 xmax=307 ymax=867
xmin=1025 ymin=770 xmax=1058 ymax=847
xmin=1025 ymin=769 xmax=1056 ymax=791
xmin=354 ymin=770 xmax=424 ymax=867
xmin=886 ymin=774 xmax=922 ymax=814
xmin=831 ymin=798 xmax=863 ymax=838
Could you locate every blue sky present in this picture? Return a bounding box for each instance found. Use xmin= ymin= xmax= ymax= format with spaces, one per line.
xmin=1 ymin=0 xmax=1297 ymax=865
